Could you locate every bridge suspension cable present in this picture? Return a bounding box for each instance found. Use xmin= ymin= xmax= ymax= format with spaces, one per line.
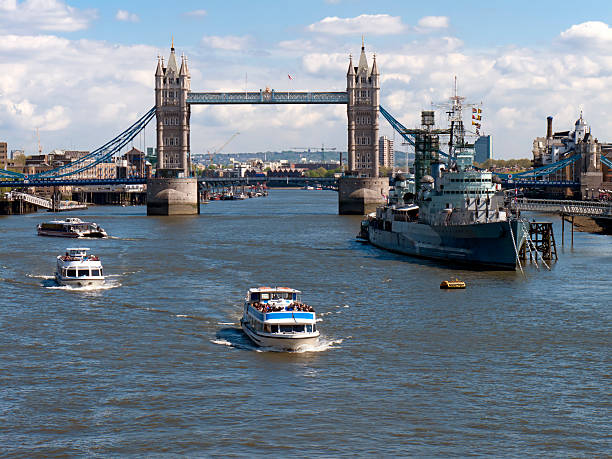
xmin=379 ymin=105 xmax=448 ymax=158
xmin=0 ymin=107 xmax=156 ymax=180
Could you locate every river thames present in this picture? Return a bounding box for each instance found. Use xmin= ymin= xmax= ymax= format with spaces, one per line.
xmin=1 ymin=190 xmax=610 ymax=456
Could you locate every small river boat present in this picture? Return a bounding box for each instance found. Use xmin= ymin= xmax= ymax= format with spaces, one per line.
xmin=38 ymin=217 xmax=107 ymax=238
xmin=55 ymin=248 xmax=105 ymax=287
xmin=440 ymin=279 xmax=466 ymax=289
xmin=241 ymin=286 xmax=319 ymax=350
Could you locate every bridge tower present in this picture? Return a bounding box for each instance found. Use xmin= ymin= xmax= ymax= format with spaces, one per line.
xmin=155 ymin=40 xmax=191 ymax=177
xmin=338 ymin=41 xmax=388 ymax=214
xmin=347 ymin=42 xmax=379 ymax=178
xmin=147 ymin=40 xmax=199 ymax=215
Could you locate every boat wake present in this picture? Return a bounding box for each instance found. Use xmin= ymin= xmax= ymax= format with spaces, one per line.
xmin=211 ymin=327 xmax=346 ymax=353
xmin=44 ymin=279 xmax=121 ymax=291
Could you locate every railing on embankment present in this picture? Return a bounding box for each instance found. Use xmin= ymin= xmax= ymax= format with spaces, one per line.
xmin=513 ymin=198 xmax=612 ymax=218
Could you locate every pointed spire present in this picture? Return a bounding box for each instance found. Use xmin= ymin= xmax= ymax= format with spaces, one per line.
xmin=171 ymin=35 xmax=174 ymax=50
xmin=167 ymin=40 xmax=178 ymax=74
xmin=357 ymin=40 xmax=368 ymax=75
xmin=155 ymin=55 xmax=163 ymax=76
xmin=347 ymin=54 xmax=355 ymax=76
xmin=371 ymin=53 xmax=379 ymax=76
xmin=179 ymin=54 xmax=189 ymax=76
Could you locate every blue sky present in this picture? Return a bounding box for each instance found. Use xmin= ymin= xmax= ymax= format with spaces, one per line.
xmin=1 ymin=0 xmax=612 ymax=159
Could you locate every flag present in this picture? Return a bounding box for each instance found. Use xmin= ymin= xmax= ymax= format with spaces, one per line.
xmin=472 ymin=108 xmax=477 ymax=113
xmin=471 ymin=115 xmax=481 ymax=121
xmin=478 ymin=109 xmax=482 ymax=114
xmin=288 ymin=74 xmax=293 ymax=80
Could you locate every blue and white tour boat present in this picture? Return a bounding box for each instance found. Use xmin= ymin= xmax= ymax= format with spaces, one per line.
xmin=241 ymin=287 xmax=319 ymax=350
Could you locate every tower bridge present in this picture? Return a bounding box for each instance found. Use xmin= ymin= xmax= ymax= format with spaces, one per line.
xmin=149 ymin=40 xmax=386 ymax=214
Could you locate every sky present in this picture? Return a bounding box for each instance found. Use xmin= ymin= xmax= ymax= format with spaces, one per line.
xmin=2 ymin=0 xmax=612 ymax=160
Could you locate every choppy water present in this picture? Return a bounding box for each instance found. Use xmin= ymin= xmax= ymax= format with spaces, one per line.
xmin=1 ymin=190 xmax=610 ymax=456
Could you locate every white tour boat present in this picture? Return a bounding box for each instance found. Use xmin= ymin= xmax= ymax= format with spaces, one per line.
xmin=55 ymin=248 xmax=105 ymax=287
xmin=241 ymin=287 xmax=319 ymax=350
xmin=38 ymin=217 xmax=108 ymax=238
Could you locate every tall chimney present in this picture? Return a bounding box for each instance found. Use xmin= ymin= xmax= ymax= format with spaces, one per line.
xmin=547 ymin=116 xmax=553 ymax=139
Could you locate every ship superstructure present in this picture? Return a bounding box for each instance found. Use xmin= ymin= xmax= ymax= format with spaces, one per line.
xmin=362 ymin=84 xmax=527 ymax=270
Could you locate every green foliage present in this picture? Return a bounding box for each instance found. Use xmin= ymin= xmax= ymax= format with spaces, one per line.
xmin=477 ymin=158 xmax=532 ymax=170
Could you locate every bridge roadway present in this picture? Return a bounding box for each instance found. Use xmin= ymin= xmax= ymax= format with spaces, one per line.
xmin=0 ymin=176 xmax=338 ymax=187
xmin=514 ymin=198 xmax=612 ymax=218
xmin=502 ymin=179 xmax=579 ymax=188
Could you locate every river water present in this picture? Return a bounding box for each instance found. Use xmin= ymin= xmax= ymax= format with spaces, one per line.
xmin=0 ymin=189 xmax=610 ymax=456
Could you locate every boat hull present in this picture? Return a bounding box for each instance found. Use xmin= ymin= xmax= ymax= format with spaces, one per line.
xmin=55 ymin=273 xmax=105 ymax=287
xmin=241 ymin=320 xmax=319 ymax=350
xmin=368 ymin=219 xmax=526 ymax=270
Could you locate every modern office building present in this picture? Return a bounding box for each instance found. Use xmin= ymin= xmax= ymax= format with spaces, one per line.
xmin=474 ymin=135 xmax=492 ymax=164
xmin=378 ymin=136 xmax=394 ymax=168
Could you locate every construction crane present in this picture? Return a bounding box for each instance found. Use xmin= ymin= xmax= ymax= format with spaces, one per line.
xmin=36 ymin=128 xmax=42 ymax=154
xmin=208 ymin=131 xmax=240 ymax=166
xmin=291 ymin=144 xmax=337 ymax=163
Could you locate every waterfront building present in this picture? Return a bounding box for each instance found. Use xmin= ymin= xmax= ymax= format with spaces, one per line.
xmin=0 ymin=142 xmax=7 ymax=168
xmin=9 ymin=149 xmax=23 ymax=160
xmin=474 ymin=135 xmax=492 ymax=164
xmin=532 ymin=112 xmax=612 ymax=197
xmin=378 ymin=136 xmax=394 ymax=168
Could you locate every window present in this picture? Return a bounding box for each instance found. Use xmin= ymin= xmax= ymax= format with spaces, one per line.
xmin=293 ymin=325 xmax=305 ymax=333
xmin=306 ymin=324 xmax=313 ymax=333
xmin=280 ymin=325 xmax=293 ymax=333
xmin=67 ymin=269 xmax=76 ymax=277
xmin=91 ymin=269 xmax=100 ymax=276
xmin=77 ymin=269 xmax=89 ymax=277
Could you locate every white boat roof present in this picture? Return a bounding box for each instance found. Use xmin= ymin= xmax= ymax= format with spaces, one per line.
xmin=248 ymin=286 xmax=301 ymax=294
xmin=66 ymin=247 xmax=91 ymax=252
xmin=396 ymin=205 xmax=419 ymax=211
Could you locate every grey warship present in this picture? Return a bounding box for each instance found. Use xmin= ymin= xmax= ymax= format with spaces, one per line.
xmin=362 ymin=96 xmax=527 ymax=270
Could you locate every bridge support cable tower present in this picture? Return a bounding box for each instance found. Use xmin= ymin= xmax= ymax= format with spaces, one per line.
xmin=148 ymin=41 xmax=199 ymax=215
xmin=338 ymin=41 xmax=388 ymax=215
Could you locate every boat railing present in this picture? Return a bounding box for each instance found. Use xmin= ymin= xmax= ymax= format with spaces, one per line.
xmin=249 ymin=301 xmax=314 ymax=313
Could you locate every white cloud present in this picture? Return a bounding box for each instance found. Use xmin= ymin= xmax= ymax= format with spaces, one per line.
xmin=202 ymin=35 xmax=250 ymax=51
xmin=307 ymin=14 xmax=406 ymax=35
xmin=185 ymin=9 xmax=206 ymax=17
xmin=416 ymin=16 xmax=449 ymax=30
xmin=559 ymin=21 xmax=612 ymax=46
xmin=0 ymin=33 xmax=157 ymax=153
xmin=0 ymin=0 xmax=95 ymax=32
xmin=116 ymin=9 xmax=139 ymax=22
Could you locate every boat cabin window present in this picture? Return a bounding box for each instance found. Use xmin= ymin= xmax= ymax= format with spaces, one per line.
xmin=250 ymin=292 xmax=260 ymax=302
xmin=66 ymin=269 xmax=77 ymax=277
xmin=91 ymin=269 xmax=101 ymax=277
xmin=271 ymin=292 xmax=291 ymax=299
xmin=306 ymin=324 xmax=313 ymax=333
xmin=77 ymin=269 xmax=89 ymax=277
xmin=261 ymin=293 xmax=270 ymax=300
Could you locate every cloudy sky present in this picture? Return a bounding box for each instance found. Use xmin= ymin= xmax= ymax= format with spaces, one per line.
xmin=1 ymin=0 xmax=612 ymax=160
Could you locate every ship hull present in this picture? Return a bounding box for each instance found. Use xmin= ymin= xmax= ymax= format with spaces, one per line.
xmin=368 ymin=219 xmax=526 ymax=270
